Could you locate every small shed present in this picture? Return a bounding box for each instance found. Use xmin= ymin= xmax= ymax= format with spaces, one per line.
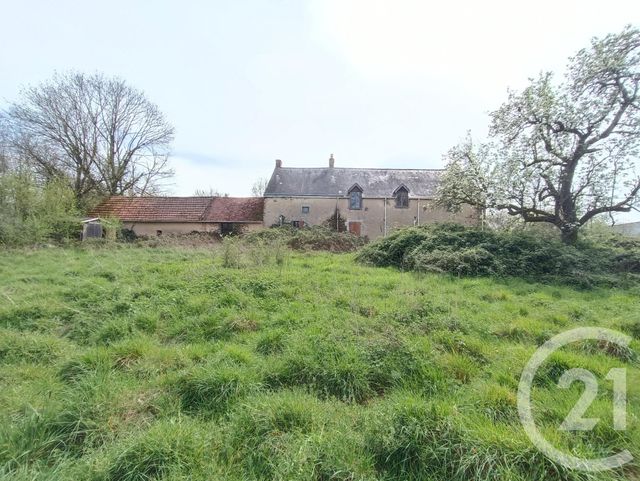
xmin=88 ymin=196 xmax=265 ymax=237
xmin=81 ymin=218 xmax=103 ymax=240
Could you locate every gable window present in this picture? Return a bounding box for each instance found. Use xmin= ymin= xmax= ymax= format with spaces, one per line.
xmin=348 ymin=184 xmax=363 ymax=210
xmin=394 ymin=186 xmax=409 ymax=208
xmin=301 ymin=206 xmax=310 ymax=214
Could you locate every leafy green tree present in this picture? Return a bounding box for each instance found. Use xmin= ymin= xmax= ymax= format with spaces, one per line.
xmin=0 ymin=172 xmax=78 ymax=245
xmin=437 ymin=26 xmax=640 ymax=244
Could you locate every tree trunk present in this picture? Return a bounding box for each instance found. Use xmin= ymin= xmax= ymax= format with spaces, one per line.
xmin=560 ymin=225 xmax=579 ymax=245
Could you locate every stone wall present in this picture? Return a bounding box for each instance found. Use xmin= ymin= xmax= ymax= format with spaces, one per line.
xmin=123 ymin=222 xmax=263 ymax=237
xmin=263 ymin=197 xmax=479 ymax=240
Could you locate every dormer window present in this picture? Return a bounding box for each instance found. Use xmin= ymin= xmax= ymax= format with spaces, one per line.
xmin=348 ymin=184 xmax=363 ymax=210
xmin=394 ymin=185 xmax=409 ymax=208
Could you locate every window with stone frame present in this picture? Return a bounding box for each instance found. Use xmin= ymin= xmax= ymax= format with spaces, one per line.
xmin=395 ymin=186 xmax=409 ymax=208
xmin=348 ymin=185 xmax=363 ymax=210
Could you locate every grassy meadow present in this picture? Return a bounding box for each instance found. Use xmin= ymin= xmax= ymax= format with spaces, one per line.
xmin=0 ymin=243 xmax=639 ymax=480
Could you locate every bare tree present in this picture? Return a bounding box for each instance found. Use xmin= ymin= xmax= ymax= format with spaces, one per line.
xmin=194 ymin=187 xmax=228 ymax=197
xmin=6 ymin=72 xmax=175 ymax=207
xmin=250 ymin=177 xmax=268 ymax=197
xmin=437 ymin=27 xmax=640 ymax=244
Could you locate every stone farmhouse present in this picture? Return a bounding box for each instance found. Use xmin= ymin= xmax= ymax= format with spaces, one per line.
xmin=89 ymin=156 xmax=478 ymax=239
xmin=264 ymin=156 xmax=478 ymax=239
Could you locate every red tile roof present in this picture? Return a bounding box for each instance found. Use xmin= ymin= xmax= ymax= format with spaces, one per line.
xmin=204 ymin=197 xmax=264 ymax=223
xmin=89 ymin=196 xmax=264 ymax=223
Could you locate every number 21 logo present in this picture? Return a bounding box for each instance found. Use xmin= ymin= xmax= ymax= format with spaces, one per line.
xmin=558 ymin=367 xmax=627 ymax=431
xmin=518 ymin=328 xmax=634 ymax=472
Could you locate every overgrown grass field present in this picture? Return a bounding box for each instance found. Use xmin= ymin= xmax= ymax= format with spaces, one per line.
xmin=0 ymin=244 xmax=638 ymax=480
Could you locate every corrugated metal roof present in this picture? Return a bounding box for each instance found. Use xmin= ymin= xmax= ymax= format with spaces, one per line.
xmin=89 ymin=196 xmax=263 ymax=223
xmin=264 ymin=167 xmax=443 ymax=198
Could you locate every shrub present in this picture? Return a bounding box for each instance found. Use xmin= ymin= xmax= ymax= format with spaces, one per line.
xmin=0 ymin=173 xmax=79 ymax=246
xmin=322 ymin=208 xmax=348 ymax=232
xmin=246 ymin=225 xmax=365 ymax=253
xmin=408 ymin=247 xmax=499 ymax=276
xmin=357 ymin=223 xmax=640 ymax=286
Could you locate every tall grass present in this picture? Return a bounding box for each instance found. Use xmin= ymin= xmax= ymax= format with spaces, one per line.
xmin=0 ymin=244 xmax=637 ymax=480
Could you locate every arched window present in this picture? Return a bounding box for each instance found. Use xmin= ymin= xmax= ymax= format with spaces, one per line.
xmin=348 ymin=184 xmax=363 ymax=210
xmin=394 ymin=185 xmax=409 ymax=208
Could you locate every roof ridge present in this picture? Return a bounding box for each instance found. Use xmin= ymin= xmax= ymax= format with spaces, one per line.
xmin=276 ymin=166 xmax=445 ymax=171
xmin=102 ymin=195 xmax=261 ymax=200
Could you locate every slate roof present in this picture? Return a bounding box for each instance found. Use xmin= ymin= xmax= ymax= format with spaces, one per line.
xmin=89 ymin=196 xmax=264 ymax=223
xmin=264 ymin=167 xmax=443 ymax=198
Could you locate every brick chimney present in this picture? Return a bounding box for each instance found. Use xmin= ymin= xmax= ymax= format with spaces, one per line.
xmin=329 ymin=154 xmax=335 ymax=168
xmin=275 ymin=159 xmax=282 ymax=168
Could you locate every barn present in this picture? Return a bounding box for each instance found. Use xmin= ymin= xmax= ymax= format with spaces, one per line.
xmin=89 ymin=196 xmax=264 ymax=236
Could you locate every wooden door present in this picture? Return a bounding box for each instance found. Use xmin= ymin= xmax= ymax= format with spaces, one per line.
xmin=348 ymin=222 xmax=361 ymax=236
xmin=220 ymin=223 xmax=234 ymax=235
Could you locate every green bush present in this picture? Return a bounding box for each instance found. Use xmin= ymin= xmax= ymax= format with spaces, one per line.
xmin=357 ymin=223 xmax=640 ymax=286
xmin=0 ymin=173 xmax=79 ymax=246
xmin=409 ymin=247 xmax=499 ymax=276
xmin=246 ymin=225 xmax=366 ymax=253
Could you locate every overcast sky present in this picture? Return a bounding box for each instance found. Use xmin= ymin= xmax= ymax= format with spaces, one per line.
xmin=1 ymin=0 xmax=639 ymax=220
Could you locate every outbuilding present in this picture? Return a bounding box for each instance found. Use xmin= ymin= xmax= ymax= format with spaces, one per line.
xmin=89 ymin=196 xmax=264 ymax=237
